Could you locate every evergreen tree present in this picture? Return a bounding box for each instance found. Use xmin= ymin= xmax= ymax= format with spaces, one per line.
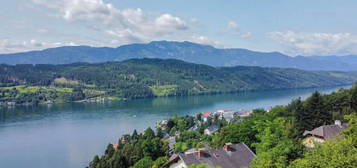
xmin=105 ymin=144 xmax=115 ymax=157
xmin=90 ymin=155 xmax=100 ymax=168
xmin=111 ymin=151 xmax=127 ymax=168
xmin=156 ymin=127 xmax=164 ymax=138
xmin=350 ymin=85 xmax=357 ymax=112
xmin=143 ymin=127 xmax=155 ymax=139
xmin=304 ymin=92 xmax=331 ymax=130
xmin=132 ymin=129 xmax=138 ymax=139
xmin=289 ymin=98 xmax=307 ymax=134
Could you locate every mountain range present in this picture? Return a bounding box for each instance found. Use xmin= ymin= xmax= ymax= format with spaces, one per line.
xmin=1 ymin=41 xmax=357 ymax=71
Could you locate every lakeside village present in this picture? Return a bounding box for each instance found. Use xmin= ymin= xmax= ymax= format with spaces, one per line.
xmin=104 ymin=108 xmax=348 ymax=168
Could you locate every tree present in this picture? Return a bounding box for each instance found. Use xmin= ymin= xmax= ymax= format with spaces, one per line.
xmin=156 ymin=127 xmax=164 ymax=138
xmin=90 ymin=155 xmax=100 ymax=168
xmin=131 ymin=157 xmax=153 ymax=168
xmin=351 ymin=85 xmax=357 ymax=112
xmin=132 ymin=129 xmax=138 ymax=137
xmin=251 ymin=118 xmax=303 ymax=168
xmin=105 ymin=144 xmax=115 ymax=157
xmin=143 ymin=127 xmax=155 ymax=139
xmin=152 ymin=156 xmax=168 ymax=168
xmin=196 ymin=113 xmax=202 ymax=122
xmin=287 ymin=98 xmax=306 ymax=135
xmin=304 ymin=92 xmax=331 ymax=131
xmin=110 ymin=151 xmax=127 ymax=168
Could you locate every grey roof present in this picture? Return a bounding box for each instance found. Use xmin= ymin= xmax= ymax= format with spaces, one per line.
xmin=189 ymin=125 xmax=198 ymax=131
xmin=178 ymin=143 xmax=255 ymax=168
xmin=205 ymin=125 xmax=219 ymax=132
xmin=303 ymin=123 xmax=348 ymax=139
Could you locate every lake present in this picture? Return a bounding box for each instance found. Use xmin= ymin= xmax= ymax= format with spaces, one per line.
xmin=0 ymin=86 xmax=350 ymax=168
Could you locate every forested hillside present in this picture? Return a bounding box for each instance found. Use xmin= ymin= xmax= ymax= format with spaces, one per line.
xmin=1 ymin=58 xmax=357 ymax=105
xmin=89 ymin=83 xmax=357 ymax=168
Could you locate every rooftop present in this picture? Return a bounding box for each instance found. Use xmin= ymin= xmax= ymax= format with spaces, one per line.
xmin=202 ymin=112 xmax=211 ymax=117
xmin=303 ymin=121 xmax=348 ymax=139
xmin=175 ymin=143 xmax=256 ymax=168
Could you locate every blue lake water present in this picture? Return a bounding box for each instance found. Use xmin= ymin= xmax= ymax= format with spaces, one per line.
xmin=0 ymin=86 xmax=350 ymax=168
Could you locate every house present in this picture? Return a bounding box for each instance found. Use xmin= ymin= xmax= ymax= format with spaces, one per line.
xmin=168 ymin=143 xmax=256 ymax=168
xmin=237 ymin=109 xmax=252 ymax=118
xmin=158 ymin=120 xmax=169 ymax=130
xmin=120 ymin=136 xmax=127 ymax=144
xmin=221 ymin=111 xmax=235 ymax=121
xmin=201 ymin=112 xmax=212 ymax=122
xmin=302 ymin=120 xmax=348 ymax=148
xmin=188 ymin=125 xmax=198 ymax=131
xmin=7 ymin=102 xmax=16 ymax=106
xmin=216 ymin=109 xmax=232 ymax=113
xmin=204 ymin=125 xmax=219 ymax=135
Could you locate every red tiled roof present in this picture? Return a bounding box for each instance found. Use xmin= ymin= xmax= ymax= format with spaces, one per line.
xmin=202 ymin=112 xmax=211 ymax=117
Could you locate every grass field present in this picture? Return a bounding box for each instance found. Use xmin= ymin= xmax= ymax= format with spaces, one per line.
xmin=150 ymin=85 xmax=177 ymax=96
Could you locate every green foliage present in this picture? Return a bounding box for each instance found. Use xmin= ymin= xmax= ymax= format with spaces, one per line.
xmin=288 ymin=114 xmax=357 ymax=168
xmin=143 ymin=127 xmax=155 ymax=139
xmin=304 ymin=92 xmax=332 ymax=129
xmin=1 ymin=59 xmax=356 ymax=106
xmin=351 ymin=85 xmax=357 ymax=112
xmin=187 ymin=164 xmax=212 ymax=168
xmin=151 ymin=156 xmax=168 ymax=168
xmin=174 ymin=142 xmax=188 ymax=153
xmin=251 ymin=118 xmax=303 ymax=168
xmin=130 ymin=157 xmax=153 ymax=168
xmin=90 ymin=128 xmax=168 ymax=168
xmin=149 ymin=85 xmax=177 ymax=96
xmin=187 ymin=164 xmax=222 ymax=168
xmin=90 ymin=84 xmax=357 ymax=168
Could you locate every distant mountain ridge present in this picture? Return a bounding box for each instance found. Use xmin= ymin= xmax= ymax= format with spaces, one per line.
xmin=1 ymin=41 xmax=357 ymax=71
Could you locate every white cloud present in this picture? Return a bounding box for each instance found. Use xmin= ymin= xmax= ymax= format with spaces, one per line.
xmin=190 ymin=35 xmax=223 ymax=48
xmin=0 ymin=39 xmax=75 ymax=53
xmin=227 ymin=21 xmax=239 ymax=31
xmin=33 ymin=0 xmax=191 ymax=46
xmin=269 ymin=31 xmax=357 ymax=56
xmin=155 ymin=14 xmax=188 ymax=31
xmin=61 ymin=0 xmax=118 ymax=23
xmin=239 ymin=32 xmax=252 ymax=39
xmin=225 ymin=21 xmax=252 ymax=39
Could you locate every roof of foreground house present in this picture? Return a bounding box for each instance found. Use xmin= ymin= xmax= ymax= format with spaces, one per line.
xmin=303 ymin=123 xmax=348 ymax=139
xmin=176 ymin=143 xmax=255 ymax=168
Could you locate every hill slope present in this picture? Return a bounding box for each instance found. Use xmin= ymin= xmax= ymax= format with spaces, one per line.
xmin=0 ymin=41 xmax=357 ymax=71
xmin=0 ymin=59 xmax=357 ymax=105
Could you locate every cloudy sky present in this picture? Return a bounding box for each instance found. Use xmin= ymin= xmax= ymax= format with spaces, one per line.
xmin=1 ymin=0 xmax=357 ymax=56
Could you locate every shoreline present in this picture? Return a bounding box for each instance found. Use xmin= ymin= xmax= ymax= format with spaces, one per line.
xmin=0 ymin=84 xmax=352 ymax=108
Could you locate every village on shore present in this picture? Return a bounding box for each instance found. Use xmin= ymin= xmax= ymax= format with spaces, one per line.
xmin=108 ymin=107 xmax=347 ymax=168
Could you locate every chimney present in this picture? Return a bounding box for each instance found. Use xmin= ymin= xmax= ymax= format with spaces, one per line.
xmin=196 ymin=149 xmax=204 ymax=158
xmin=335 ymin=120 xmax=342 ymax=127
xmin=121 ymin=136 xmax=126 ymax=144
xmin=224 ymin=143 xmax=233 ymax=152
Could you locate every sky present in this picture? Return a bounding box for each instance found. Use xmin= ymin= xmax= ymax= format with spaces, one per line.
xmin=1 ymin=0 xmax=357 ymax=56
